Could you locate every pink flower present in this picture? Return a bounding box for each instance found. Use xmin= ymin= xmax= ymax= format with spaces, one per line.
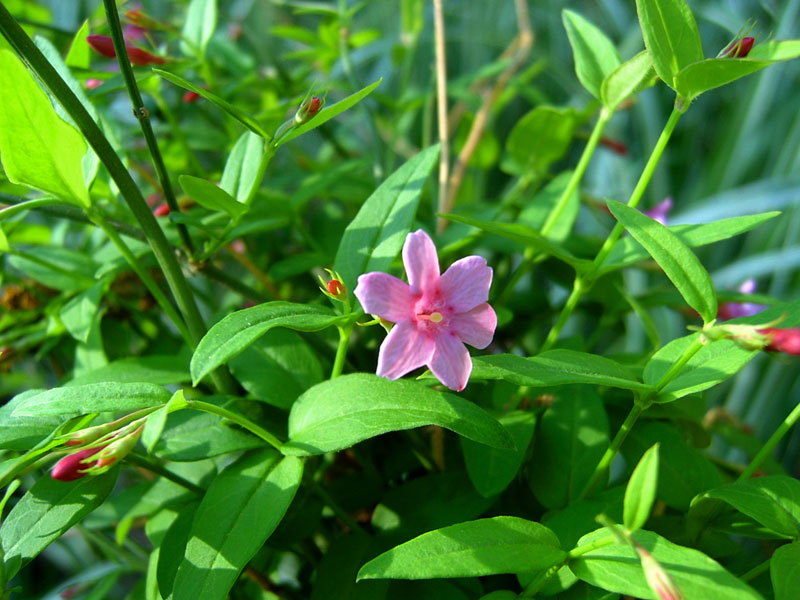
xmin=718 ymin=279 xmax=766 ymax=320
xmin=643 ymin=197 xmax=673 ymax=225
xmin=724 ymin=36 xmax=755 ymax=58
xmin=354 ymin=230 xmax=497 ymax=391
xmin=759 ymin=327 xmax=800 ymax=355
xmin=51 ymin=446 xmax=105 ymax=482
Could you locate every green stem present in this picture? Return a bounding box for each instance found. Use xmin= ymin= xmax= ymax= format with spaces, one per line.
xmin=310 ymin=480 xmax=366 ymax=535
xmin=92 ymin=211 xmax=192 ymax=345
xmin=188 ymin=400 xmax=284 ymax=451
xmin=0 ymin=6 xmax=235 ymax=394
xmin=201 ymin=263 xmax=272 ymax=303
xmin=101 ymin=0 xmax=194 ymax=257
xmin=651 ymin=336 xmax=705 ymax=393
xmin=126 ymin=452 xmax=205 ymax=495
xmin=578 ymin=402 xmax=644 ymax=501
xmin=738 ymin=399 xmax=800 ymax=481
xmin=543 ymin=105 xmax=684 ymax=349
xmin=740 ymin=558 xmax=771 ymax=582
xmin=331 ymin=325 xmax=353 ymax=378
xmin=8 ymin=249 xmax=95 ymax=287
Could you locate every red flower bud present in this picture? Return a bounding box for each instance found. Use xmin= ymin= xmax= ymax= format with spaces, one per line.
xmin=153 ymin=203 xmax=170 ymax=217
xmin=724 ymin=37 xmax=755 ymax=58
xmin=85 ymin=78 xmax=104 ymax=90
xmin=327 ymin=279 xmax=345 ymax=297
xmin=759 ymin=327 xmax=800 ymax=355
xmin=295 ymin=96 xmax=322 ymax=124
xmin=126 ymin=45 xmax=166 ymax=66
xmin=51 ymin=446 xmax=105 ymax=482
xmin=86 ymin=35 xmax=116 ymax=59
xmin=183 ymin=90 xmax=201 ymax=103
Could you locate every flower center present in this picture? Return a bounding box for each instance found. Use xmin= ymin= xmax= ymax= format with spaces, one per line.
xmin=417 ymin=311 xmax=444 ymax=323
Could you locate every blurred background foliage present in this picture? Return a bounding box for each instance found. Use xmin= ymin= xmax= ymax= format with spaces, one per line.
xmin=1 ymin=0 xmax=799 ymax=596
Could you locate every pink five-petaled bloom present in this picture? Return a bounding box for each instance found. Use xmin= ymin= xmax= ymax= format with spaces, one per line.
xmin=51 ymin=446 xmax=105 ymax=482
xmin=354 ymin=229 xmax=497 ymax=392
xmin=759 ymin=327 xmax=800 ymax=355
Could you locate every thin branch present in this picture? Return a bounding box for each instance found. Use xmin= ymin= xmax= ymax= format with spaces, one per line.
xmin=433 ymin=0 xmax=450 ymax=234
xmin=440 ymin=0 xmax=534 ymax=229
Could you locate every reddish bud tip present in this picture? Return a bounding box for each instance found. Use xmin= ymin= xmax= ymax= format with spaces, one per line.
xmin=724 ymin=37 xmax=755 ymax=58
xmin=126 ymin=45 xmax=166 ymax=66
xmin=599 ymin=137 xmax=628 ymax=156
xmin=183 ymin=90 xmax=201 ymax=103
xmin=86 ymin=35 xmax=116 ymax=59
xmin=51 ymin=447 xmax=104 ymax=482
xmin=85 ymin=78 xmax=104 ymax=90
xmin=295 ymin=96 xmax=322 ymax=124
xmin=759 ymin=327 xmax=800 ymax=355
xmin=153 ymin=203 xmax=170 ymax=217
xmin=327 ymin=279 xmax=345 ymax=297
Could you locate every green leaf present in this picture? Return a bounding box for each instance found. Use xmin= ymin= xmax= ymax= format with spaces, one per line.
xmin=0 ymin=469 xmax=118 ymax=580
xmin=607 ymin=200 xmax=717 ymax=323
xmin=65 ymin=19 xmax=90 ymax=69
xmin=333 ymin=144 xmax=439 ymax=293
xmin=141 ymin=390 xmax=188 ymax=455
xmin=470 ymin=350 xmax=650 ymax=392
xmin=153 ymin=411 xmax=265 ymax=461
xmin=0 ymin=225 xmax=8 ymax=252
xmin=625 ymin=421 xmax=719 ymax=511
xmin=310 ymin=531 xmax=389 ymax=600
xmin=644 ymin=334 xmax=757 ymax=403
xmin=634 ymin=0 xmax=703 ymax=89
xmin=181 ymin=0 xmax=217 ymax=58
xmin=462 ymin=410 xmax=536 ymax=498
xmin=191 ymin=302 xmax=343 ymax=384
xmin=675 ymin=40 xmax=800 ymax=100
xmin=562 ymin=10 xmax=621 ymax=99
xmin=601 ymin=50 xmax=656 ymax=111
xmin=153 ymin=69 xmax=269 ymax=137
xmin=0 ymin=391 xmax=64 ymax=450
xmin=702 ymin=476 xmax=800 ymax=539
xmin=284 ymin=374 xmax=514 ymax=455
xmin=518 ymin=171 xmax=580 ymax=242
xmin=0 ymin=49 xmax=89 ymax=207
xmin=157 ymin=502 xmax=199 ymax=598
xmin=527 ymin=388 xmax=609 ymax=509
xmin=772 ymin=542 xmax=800 ymax=600
xmin=220 ymin=131 xmax=265 ymax=203
xmin=8 ymin=382 xmax=170 ymax=418
xmin=506 ymin=106 xmax=576 ymax=175
xmin=172 ymin=451 xmax=302 ymax=600
xmin=357 ymin=516 xmax=565 ymax=580
xmin=602 ymin=212 xmax=781 ymax=273
xmin=60 ymin=281 xmax=105 ymax=343
xmin=179 ymin=175 xmax=247 ymax=218
xmin=443 ymin=214 xmax=592 ymax=272
xmin=623 ymin=443 xmax=660 ymax=532
xmin=277 ymin=79 xmax=382 ymax=146
xmin=572 ymin=528 xmax=762 ymax=600
xmin=67 ymin=355 xmax=191 ymax=386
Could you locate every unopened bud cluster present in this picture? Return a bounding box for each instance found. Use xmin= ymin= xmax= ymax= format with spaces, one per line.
xmin=703 ymin=320 xmax=800 ymax=356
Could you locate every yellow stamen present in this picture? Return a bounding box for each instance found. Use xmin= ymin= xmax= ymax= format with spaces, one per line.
xmin=430 ymin=312 xmax=443 ymax=323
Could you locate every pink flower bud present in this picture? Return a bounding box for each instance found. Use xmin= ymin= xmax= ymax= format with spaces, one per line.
xmin=153 ymin=203 xmax=170 ymax=217
xmin=637 ymin=547 xmax=683 ymax=600
xmin=183 ymin=90 xmax=201 ymax=103
xmin=295 ymin=96 xmax=322 ymax=124
xmin=51 ymin=446 xmax=105 ymax=482
xmin=126 ymin=45 xmax=166 ymax=66
xmin=85 ymin=78 xmax=104 ymax=90
xmin=644 ymin=197 xmax=673 ymax=226
xmin=724 ymin=37 xmax=755 ymax=58
xmin=327 ymin=279 xmax=345 ymax=297
xmin=86 ymin=35 xmax=116 ymax=59
xmin=759 ymin=327 xmax=800 ymax=355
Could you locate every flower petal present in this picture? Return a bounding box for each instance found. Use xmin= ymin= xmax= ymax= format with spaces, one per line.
xmin=377 ymin=320 xmax=435 ymax=380
xmin=450 ymin=303 xmax=497 ymax=349
xmin=429 ymin=331 xmax=472 ymax=391
xmin=403 ymin=229 xmax=440 ymax=295
xmin=354 ymin=272 xmax=415 ymax=322
xmin=439 ymin=256 xmax=492 ymax=313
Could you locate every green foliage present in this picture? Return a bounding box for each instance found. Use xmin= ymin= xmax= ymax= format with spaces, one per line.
xmin=562 ymin=10 xmax=621 ymax=100
xmin=623 ymin=443 xmax=659 ymax=532
xmin=771 ymin=543 xmax=800 ymax=600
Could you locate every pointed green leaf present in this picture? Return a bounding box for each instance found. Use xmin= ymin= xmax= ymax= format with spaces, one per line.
xmin=190 ymin=302 xmax=344 ymax=384
xmin=608 ymin=200 xmax=717 ymax=323
xmin=221 ymin=131 xmax=265 ymax=203
xmin=333 ymin=144 xmax=439 ymax=294
xmin=634 ymin=0 xmax=703 ymax=88
xmin=277 ymin=79 xmax=382 ymax=146
xmin=172 ymin=451 xmax=302 ymax=600
xmin=562 ymin=10 xmax=621 ymax=99
xmin=601 ymin=50 xmax=657 ymax=111
xmin=179 ymin=175 xmax=247 ymax=218
xmin=357 ymin=517 xmax=565 ymax=580
xmin=284 ymin=374 xmax=514 ymax=455
xmin=772 ymin=542 xmax=800 ymax=600
xmin=8 ymin=382 xmax=170 ymax=417
xmin=181 ymin=0 xmax=217 ymax=58
xmin=65 ymin=19 xmax=90 ymax=69
xmin=623 ymin=443 xmax=660 ymax=532
xmin=153 ymin=69 xmax=269 ymax=137
xmin=0 ymin=50 xmax=89 ymax=207
xmin=506 ymin=106 xmax=576 ymax=175
xmin=0 ymin=469 xmax=118 ymax=580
